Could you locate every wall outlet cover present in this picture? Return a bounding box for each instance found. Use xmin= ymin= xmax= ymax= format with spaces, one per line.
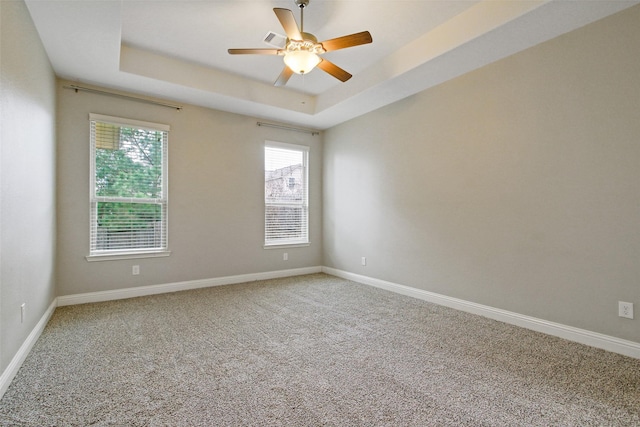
xmin=618 ymin=301 xmax=634 ymax=319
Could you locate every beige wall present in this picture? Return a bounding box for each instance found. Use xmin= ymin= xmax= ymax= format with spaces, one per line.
xmin=56 ymin=82 xmax=322 ymax=296
xmin=0 ymin=0 xmax=57 ymax=372
xmin=323 ymin=6 xmax=640 ymax=343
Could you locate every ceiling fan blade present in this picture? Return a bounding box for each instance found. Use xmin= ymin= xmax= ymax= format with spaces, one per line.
xmin=274 ymin=66 xmax=294 ymax=87
xmin=321 ymin=31 xmax=373 ymax=52
xmin=273 ymin=8 xmax=302 ymax=41
xmin=228 ymin=48 xmax=281 ymax=55
xmin=317 ymin=59 xmax=352 ymax=82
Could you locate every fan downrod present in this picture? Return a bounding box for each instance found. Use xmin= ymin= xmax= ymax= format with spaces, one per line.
xmin=295 ymin=0 xmax=309 ymax=32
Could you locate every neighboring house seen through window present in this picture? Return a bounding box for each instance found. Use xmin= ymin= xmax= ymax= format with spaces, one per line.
xmin=89 ymin=114 xmax=169 ymax=257
xmin=264 ymin=142 xmax=309 ymax=247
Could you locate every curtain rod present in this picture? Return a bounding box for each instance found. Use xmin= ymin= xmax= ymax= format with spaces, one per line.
xmin=257 ymin=121 xmax=320 ymax=136
xmin=64 ymin=85 xmax=183 ymax=111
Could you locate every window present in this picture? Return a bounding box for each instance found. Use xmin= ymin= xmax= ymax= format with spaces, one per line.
xmin=265 ymin=142 xmax=309 ymax=247
xmin=89 ymin=114 xmax=169 ymax=257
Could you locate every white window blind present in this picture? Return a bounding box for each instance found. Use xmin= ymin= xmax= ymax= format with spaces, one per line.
xmin=89 ymin=114 xmax=169 ymax=255
xmin=265 ymin=142 xmax=309 ymax=246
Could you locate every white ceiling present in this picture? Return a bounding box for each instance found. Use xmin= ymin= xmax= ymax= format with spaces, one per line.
xmin=25 ymin=0 xmax=639 ymax=130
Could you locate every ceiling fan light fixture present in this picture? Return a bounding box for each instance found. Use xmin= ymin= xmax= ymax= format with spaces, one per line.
xmin=228 ymin=1 xmax=372 ymax=86
xmin=284 ymin=50 xmax=321 ymax=74
xmin=283 ymin=36 xmax=324 ymax=74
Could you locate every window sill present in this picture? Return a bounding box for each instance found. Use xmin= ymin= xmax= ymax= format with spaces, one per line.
xmin=264 ymin=243 xmax=310 ymax=249
xmin=86 ymin=250 xmax=171 ymax=262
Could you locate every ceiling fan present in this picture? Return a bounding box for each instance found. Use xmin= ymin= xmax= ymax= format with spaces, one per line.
xmin=228 ymin=0 xmax=373 ymax=86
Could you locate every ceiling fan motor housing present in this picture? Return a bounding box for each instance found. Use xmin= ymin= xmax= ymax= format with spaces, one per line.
xmin=285 ymin=32 xmax=325 ymax=53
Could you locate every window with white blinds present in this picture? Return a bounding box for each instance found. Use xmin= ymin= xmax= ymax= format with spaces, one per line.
xmin=89 ymin=114 xmax=169 ymax=256
xmin=265 ymin=142 xmax=309 ymax=246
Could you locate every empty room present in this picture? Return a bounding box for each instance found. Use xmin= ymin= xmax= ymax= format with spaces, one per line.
xmin=1 ymin=0 xmax=639 ymax=425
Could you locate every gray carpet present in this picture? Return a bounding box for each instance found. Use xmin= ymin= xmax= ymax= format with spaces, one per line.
xmin=0 ymin=273 xmax=639 ymax=426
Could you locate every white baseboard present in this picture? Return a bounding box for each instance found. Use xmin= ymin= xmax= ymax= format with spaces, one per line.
xmin=57 ymin=266 xmax=323 ymax=306
xmin=322 ymin=267 xmax=640 ymax=359
xmin=0 ymin=299 xmax=57 ymax=399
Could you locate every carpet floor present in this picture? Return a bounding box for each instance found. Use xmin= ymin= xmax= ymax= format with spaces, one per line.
xmin=0 ymin=273 xmax=639 ymax=426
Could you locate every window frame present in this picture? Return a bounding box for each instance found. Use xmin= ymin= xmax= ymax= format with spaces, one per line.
xmin=86 ymin=113 xmax=170 ymax=261
xmin=264 ymin=141 xmax=310 ymax=248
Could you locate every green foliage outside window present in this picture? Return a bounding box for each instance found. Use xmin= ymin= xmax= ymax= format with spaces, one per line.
xmin=95 ymin=127 xmax=163 ymax=230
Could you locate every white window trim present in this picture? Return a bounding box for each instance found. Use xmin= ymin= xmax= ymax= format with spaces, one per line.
xmin=86 ymin=250 xmax=171 ymax=262
xmin=263 ymin=243 xmax=310 ymax=250
xmin=264 ymin=141 xmax=310 ymax=248
xmin=88 ymin=114 xmax=170 ymax=259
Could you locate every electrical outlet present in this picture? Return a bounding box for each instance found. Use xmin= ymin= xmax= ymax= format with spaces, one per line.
xmin=21 ymin=303 xmax=26 ymax=323
xmin=618 ymin=301 xmax=634 ymax=319
xmin=361 ymin=257 xmax=367 ymax=266
xmin=283 ymin=253 xmax=288 ymax=261
xmin=132 ymin=265 xmax=140 ymax=276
